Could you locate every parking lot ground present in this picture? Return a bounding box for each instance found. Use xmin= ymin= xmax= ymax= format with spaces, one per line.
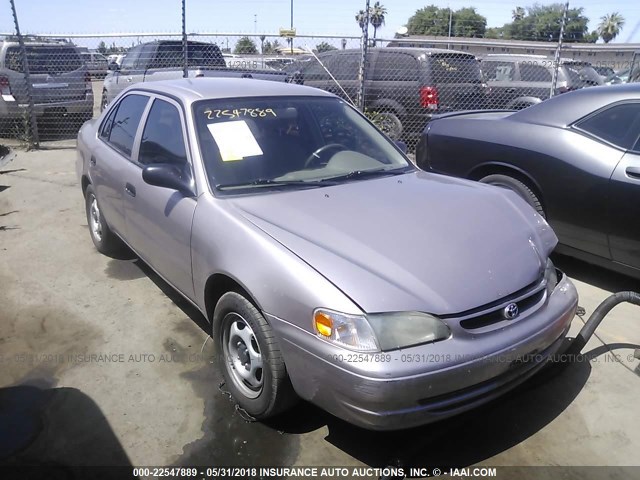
xmin=0 ymin=148 xmax=639 ymax=477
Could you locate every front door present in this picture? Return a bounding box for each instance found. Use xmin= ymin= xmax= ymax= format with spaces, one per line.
xmin=122 ymin=96 xmax=197 ymax=300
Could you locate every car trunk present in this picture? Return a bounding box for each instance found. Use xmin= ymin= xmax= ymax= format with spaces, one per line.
xmin=4 ymin=45 xmax=87 ymax=104
xmin=427 ymin=53 xmax=488 ymax=112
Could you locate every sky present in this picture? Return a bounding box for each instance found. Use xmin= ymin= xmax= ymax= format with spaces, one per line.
xmin=1 ymin=0 xmax=639 ymax=47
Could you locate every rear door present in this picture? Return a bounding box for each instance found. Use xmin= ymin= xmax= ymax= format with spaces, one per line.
xmin=481 ymin=59 xmax=518 ymax=109
xmin=428 ymin=53 xmax=486 ymax=113
xmin=514 ymin=61 xmax=553 ymax=105
xmin=121 ymin=96 xmax=197 ymax=299
xmin=4 ymin=45 xmax=86 ymax=104
xmin=91 ymin=93 xmax=150 ymax=236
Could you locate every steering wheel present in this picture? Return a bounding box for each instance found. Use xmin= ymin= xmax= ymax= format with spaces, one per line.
xmin=303 ymin=143 xmax=347 ymax=169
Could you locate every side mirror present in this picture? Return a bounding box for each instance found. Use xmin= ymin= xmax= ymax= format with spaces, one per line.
xmin=108 ymin=62 xmax=120 ymax=71
xmin=142 ymin=164 xmax=194 ymax=196
xmin=394 ymin=140 xmax=407 ymax=154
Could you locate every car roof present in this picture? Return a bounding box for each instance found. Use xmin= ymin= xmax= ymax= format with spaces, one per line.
xmin=511 ymin=83 xmax=640 ymax=127
xmin=321 ymin=47 xmax=476 ymax=57
xmin=127 ymin=78 xmax=335 ymax=103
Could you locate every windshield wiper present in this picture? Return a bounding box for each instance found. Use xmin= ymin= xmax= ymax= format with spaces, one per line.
xmin=319 ymin=168 xmax=409 ymax=183
xmin=215 ymin=178 xmax=326 ymax=190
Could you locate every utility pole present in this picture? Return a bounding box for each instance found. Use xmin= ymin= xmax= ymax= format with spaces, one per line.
xmin=550 ymin=2 xmax=569 ymax=97
xmin=182 ymin=0 xmax=188 ymax=78
xmin=447 ymin=7 xmax=453 ymax=50
xmin=290 ymin=0 xmax=294 ymax=54
xmin=9 ymin=0 xmax=39 ymax=148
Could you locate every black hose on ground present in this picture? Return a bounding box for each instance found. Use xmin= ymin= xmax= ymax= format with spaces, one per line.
xmin=562 ymin=291 xmax=640 ymax=356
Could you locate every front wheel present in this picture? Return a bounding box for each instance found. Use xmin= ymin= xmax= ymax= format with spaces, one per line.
xmin=479 ymin=174 xmax=545 ymax=218
xmin=213 ymin=292 xmax=297 ymax=419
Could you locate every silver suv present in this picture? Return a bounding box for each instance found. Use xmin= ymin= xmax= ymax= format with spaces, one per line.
xmin=0 ymin=39 xmax=93 ymax=132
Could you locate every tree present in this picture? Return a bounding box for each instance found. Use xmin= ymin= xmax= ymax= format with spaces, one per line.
xmin=355 ymin=9 xmax=367 ymax=30
xmin=315 ymin=41 xmax=337 ymax=53
xmin=453 ymin=7 xmax=486 ymax=37
xmin=234 ymin=36 xmax=258 ymax=54
xmin=97 ymin=41 xmax=107 ymax=54
xmin=262 ymin=39 xmax=282 ymax=54
xmin=502 ymin=4 xmax=590 ymax=43
xmin=512 ymin=7 xmax=525 ymax=21
xmin=369 ymin=2 xmax=387 ymax=44
xmin=406 ymin=5 xmax=486 ymax=38
xmin=598 ymin=12 xmax=625 ymax=43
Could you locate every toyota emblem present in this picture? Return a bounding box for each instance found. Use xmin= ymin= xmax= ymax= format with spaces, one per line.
xmin=503 ymin=303 xmax=519 ymax=320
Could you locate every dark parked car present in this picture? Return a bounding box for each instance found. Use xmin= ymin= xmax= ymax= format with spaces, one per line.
xmin=481 ymin=55 xmax=602 ymax=109
xmin=77 ymin=78 xmax=577 ymax=430
xmin=0 ymin=39 xmax=93 ymax=131
xmin=417 ymin=83 xmax=640 ymax=277
xmin=288 ymin=47 xmax=488 ymax=145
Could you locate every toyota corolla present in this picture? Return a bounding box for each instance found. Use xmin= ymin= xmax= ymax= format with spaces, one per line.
xmin=76 ymin=78 xmax=578 ymax=430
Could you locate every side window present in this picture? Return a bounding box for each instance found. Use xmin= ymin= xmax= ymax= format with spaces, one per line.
xmin=138 ymin=99 xmax=188 ymax=166
xmin=519 ymin=63 xmax=552 ymax=82
xmin=372 ymin=53 xmax=418 ymax=81
xmin=120 ymin=45 xmax=142 ymax=70
xmin=482 ymin=61 xmax=514 ymax=82
xmin=106 ymin=94 xmax=149 ymax=157
xmin=577 ymin=103 xmax=640 ymax=150
xmin=333 ymin=53 xmax=361 ymax=81
xmin=99 ymin=104 xmax=119 ymax=140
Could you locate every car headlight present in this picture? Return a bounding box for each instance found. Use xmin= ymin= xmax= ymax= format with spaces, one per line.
xmin=544 ymin=258 xmax=559 ymax=295
xmin=367 ymin=312 xmax=451 ymax=351
xmin=313 ymin=309 xmax=450 ymax=352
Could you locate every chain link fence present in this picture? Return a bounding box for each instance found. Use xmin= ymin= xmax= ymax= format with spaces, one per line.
xmin=0 ymin=27 xmax=635 ymax=150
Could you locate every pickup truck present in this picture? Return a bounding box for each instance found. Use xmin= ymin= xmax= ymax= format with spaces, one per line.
xmin=100 ymin=40 xmax=291 ymax=110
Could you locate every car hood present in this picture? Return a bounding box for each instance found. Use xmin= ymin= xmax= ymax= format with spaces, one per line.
xmin=228 ymin=171 xmax=557 ymax=314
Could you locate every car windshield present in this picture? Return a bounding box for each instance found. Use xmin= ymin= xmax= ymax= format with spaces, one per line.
xmin=193 ymin=96 xmax=412 ymax=194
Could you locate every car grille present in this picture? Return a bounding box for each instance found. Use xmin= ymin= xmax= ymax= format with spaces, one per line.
xmin=441 ymin=277 xmax=546 ymax=331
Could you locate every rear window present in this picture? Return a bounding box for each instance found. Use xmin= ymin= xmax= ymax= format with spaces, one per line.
xmin=5 ymin=45 xmax=83 ymax=74
xmin=150 ymin=42 xmax=225 ymax=69
xmin=576 ymin=103 xmax=640 ymax=150
xmin=429 ymin=54 xmax=482 ymax=84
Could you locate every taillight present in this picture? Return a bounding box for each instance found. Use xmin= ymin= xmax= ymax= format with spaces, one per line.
xmin=420 ymin=86 xmax=439 ymax=110
xmin=0 ymin=75 xmax=11 ymax=96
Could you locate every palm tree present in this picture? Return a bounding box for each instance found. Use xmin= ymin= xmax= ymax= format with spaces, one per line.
xmin=598 ymin=12 xmax=625 ymax=43
xmin=369 ymin=2 xmax=387 ymax=45
xmin=355 ymin=10 xmax=367 ymax=31
xmin=512 ymin=7 xmax=525 ymax=21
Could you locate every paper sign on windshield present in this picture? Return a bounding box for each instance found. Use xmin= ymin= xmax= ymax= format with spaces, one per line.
xmin=207 ymin=120 xmax=263 ymax=162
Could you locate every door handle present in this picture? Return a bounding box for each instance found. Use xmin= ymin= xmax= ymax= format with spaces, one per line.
xmin=625 ymin=167 xmax=640 ymax=179
xmin=125 ymin=183 xmax=136 ymax=197
xmin=89 ymin=156 xmax=96 ymax=166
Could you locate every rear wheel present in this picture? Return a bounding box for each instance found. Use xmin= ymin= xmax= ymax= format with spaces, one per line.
xmin=85 ymin=184 xmax=124 ymax=255
xmin=479 ymin=174 xmax=545 ymax=218
xmin=371 ymin=111 xmax=403 ymax=140
xmin=213 ymin=291 xmax=297 ymax=419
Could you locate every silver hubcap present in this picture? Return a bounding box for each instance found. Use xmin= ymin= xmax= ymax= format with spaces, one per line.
xmin=89 ymin=195 xmax=102 ymax=242
xmin=222 ymin=313 xmax=263 ymax=398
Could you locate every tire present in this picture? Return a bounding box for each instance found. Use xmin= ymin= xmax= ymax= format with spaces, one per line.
xmin=84 ymin=184 xmax=124 ymax=255
xmin=213 ymin=291 xmax=297 ymax=419
xmin=372 ymin=111 xmax=403 ymax=140
xmin=479 ymin=174 xmax=545 ymax=218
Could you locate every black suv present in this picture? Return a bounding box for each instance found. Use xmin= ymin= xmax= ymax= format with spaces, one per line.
xmin=481 ymin=54 xmax=603 ymax=109
xmin=288 ymin=47 xmax=488 ymax=146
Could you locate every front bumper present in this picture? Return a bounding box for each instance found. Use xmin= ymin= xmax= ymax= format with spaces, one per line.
xmin=268 ymin=273 xmax=578 ymax=430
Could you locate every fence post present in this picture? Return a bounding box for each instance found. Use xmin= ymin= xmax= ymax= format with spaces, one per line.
xmin=550 ymin=1 xmax=569 ymax=98
xmin=182 ymin=0 xmax=188 ymax=78
xmin=9 ymin=0 xmax=39 ymax=148
xmin=356 ymin=0 xmax=370 ymax=112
